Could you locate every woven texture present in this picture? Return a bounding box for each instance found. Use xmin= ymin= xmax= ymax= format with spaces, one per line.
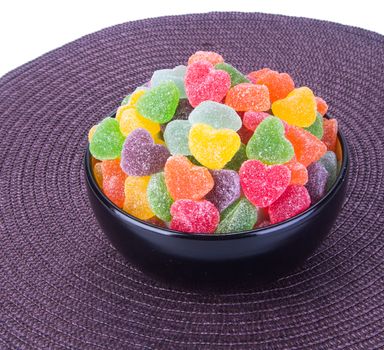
xmin=1 ymin=12 xmax=383 ymax=349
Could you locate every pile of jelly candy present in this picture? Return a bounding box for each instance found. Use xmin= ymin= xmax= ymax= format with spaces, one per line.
xmin=88 ymin=51 xmax=341 ymax=234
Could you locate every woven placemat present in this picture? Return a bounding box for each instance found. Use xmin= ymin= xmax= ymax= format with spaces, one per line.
xmin=1 ymin=12 xmax=383 ymax=349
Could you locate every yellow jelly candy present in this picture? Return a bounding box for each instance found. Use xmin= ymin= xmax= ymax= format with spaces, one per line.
xmin=88 ymin=124 xmax=98 ymax=142
xmin=189 ymin=123 xmax=241 ymax=170
xmin=271 ymin=87 xmax=316 ymax=127
xmin=123 ymin=176 xmax=154 ymax=220
xmin=118 ymin=107 xmax=160 ymax=137
xmin=128 ymin=88 xmax=147 ymax=107
xmin=153 ymin=132 xmax=165 ymax=145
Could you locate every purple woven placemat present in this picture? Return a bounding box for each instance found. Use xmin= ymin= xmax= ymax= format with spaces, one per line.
xmin=1 ymin=12 xmax=383 ymax=349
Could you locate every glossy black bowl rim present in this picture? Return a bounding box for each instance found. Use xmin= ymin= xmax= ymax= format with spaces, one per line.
xmin=84 ymin=112 xmax=349 ymax=241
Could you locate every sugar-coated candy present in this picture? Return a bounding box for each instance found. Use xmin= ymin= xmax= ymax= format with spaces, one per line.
xmin=189 ymin=123 xmax=241 ymax=169
xmin=118 ymin=88 xmax=147 ymax=116
xmin=147 ymin=172 xmax=173 ymax=222
xmin=315 ymin=96 xmax=328 ymax=116
xmin=163 ymin=120 xmax=191 ymax=155
xmin=185 ymin=61 xmax=231 ymax=107
xmin=239 ymin=160 xmax=291 ymax=208
xmin=170 ymin=199 xmax=220 ymax=233
xmin=246 ymin=116 xmax=294 ymax=165
xmin=304 ymin=112 xmax=324 ymax=139
xmin=146 ymin=216 xmax=168 ymax=228
xmin=160 ymin=98 xmax=194 ymax=132
xmin=188 ymin=51 xmax=224 ymax=66
xmin=164 ymin=155 xmax=214 ymax=200
xmin=188 ymin=101 xmax=242 ymax=131
xmin=272 ymin=87 xmax=316 ymax=127
xmin=268 ymin=185 xmax=311 ymax=224
xmin=88 ymin=124 xmax=98 ymax=142
xmin=215 ymin=62 xmax=250 ymax=87
xmin=216 ymin=198 xmax=257 ymax=233
xmin=120 ymin=128 xmax=170 ymax=176
xmin=225 ymin=143 xmax=248 ymax=171
xmin=90 ymin=117 xmax=125 ymax=160
xmin=285 ymin=125 xmax=327 ymax=166
xmin=124 ymin=176 xmax=154 ymax=220
xmin=136 ymin=81 xmax=180 ymax=123
xmin=322 ymin=118 xmax=338 ymax=152
xmin=118 ymin=106 xmax=160 ymax=137
xmin=205 ymin=170 xmax=241 ymax=212
xmin=243 ymin=111 xmax=270 ymax=131
xmin=284 ymin=157 xmax=308 ymax=186
xmin=93 ymin=162 xmax=103 ymax=188
xmin=248 ymin=68 xmax=295 ymax=102
xmin=305 ymin=162 xmax=329 ymax=204
xmin=101 ymin=159 xmax=126 ymax=208
xmin=318 ymin=151 xmax=338 ymax=191
xmin=150 ymin=65 xmax=187 ymax=98
xmin=225 ymin=83 xmax=270 ymax=112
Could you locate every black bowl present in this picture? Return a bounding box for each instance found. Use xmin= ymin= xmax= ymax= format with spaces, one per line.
xmin=85 ymin=113 xmax=349 ymax=286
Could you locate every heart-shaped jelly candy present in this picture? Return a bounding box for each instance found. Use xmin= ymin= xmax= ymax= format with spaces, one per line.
xmin=147 ymin=172 xmax=174 ymax=222
xmin=271 ymin=87 xmax=316 ymax=127
xmin=205 ymin=170 xmax=241 ymax=212
xmin=225 ymin=83 xmax=270 ymax=112
xmin=239 ymin=160 xmax=291 ymax=208
xmin=188 ymin=101 xmax=242 ymax=131
xmin=304 ymin=112 xmax=324 ymax=139
xmin=118 ymin=106 xmax=160 ymax=137
xmin=89 ymin=117 xmax=125 ymax=160
xmin=170 ymin=199 xmax=220 ymax=233
xmin=246 ymin=116 xmax=294 ymax=165
xmin=189 ymin=123 xmax=241 ymax=170
xmin=185 ymin=61 xmax=231 ymax=107
xmin=136 ymin=81 xmax=180 ymax=123
xmin=101 ymin=159 xmax=126 ymax=208
xmin=305 ymin=162 xmax=329 ymax=204
xmin=163 ymin=120 xmax=192 ymax=155
xmin=164 ymin=155 xmax=214 ymax=200
xmin=120 ymin=128 xmax=170 ymax=176
xmin=215 ymin=62 xmax=250 ymax=87
xmin=188 ymin=51 xmax=224 ymax=66
xmin=243 ymin=111 xmax=271 ymax=131
xmin=150 ymin=65 xmax=187 ymax=98
xmin=284 ymin=157 xmax=308 ymax=186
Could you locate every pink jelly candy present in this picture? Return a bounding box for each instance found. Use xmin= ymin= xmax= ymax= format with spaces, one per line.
xmin=239 ymin=160 xmax=291 ymax=208
xmin=243 ymin=111 xmax=271 ymax=131
xmin=268 ymin=185 xmax=311 ymax=224
xmin=170 ymin=199 xmax=220 ymax=233
xmin=185 ymin=61 xmax=231 ymax=107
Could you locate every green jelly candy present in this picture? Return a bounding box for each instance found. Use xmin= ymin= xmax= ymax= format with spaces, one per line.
xmin=215 ymin=62 xmax=250 ymax=87
xmin=319 ymin=151 xmax=338 ymax=190
xmin=136 ymin=81 xmax=180 ymax=124
xmin=225 ymin=143 xmax=247 ymax=171
xmin=163 ymin=120 xmax=191 ymax=155
xmin=216 ymin=198 xmax=257 ymax=233
xmin=147 ymin=172 xmax=173 ymax=222
xmin=246 ymin=116 xmax=294 ymax=164
xmin=188 ymin=101 xmax=242 ymax=131
xmin=89 ymin=117 xmax=125 ymax=160
xmin=121 ymin=94 xmax=131 ymax=106
xmin=304 ymin=112 xmax=324 ymax=139
xmin=150 ymin=65 xmax=187 ymax=98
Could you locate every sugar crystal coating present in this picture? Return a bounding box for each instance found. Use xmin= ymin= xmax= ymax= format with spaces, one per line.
xmin=215 ymin=62 xmax=250 ymax=87
xmin=243 ymin=111 xmax=271 ymax=131
xmin=246 ymin=116 xmax=294 ymax=165
xmin=170 ymin=199 xmax=220 ymax=233
xmin=118 ymin=106 xmax=160 ymax=137
xmin=322 ymin=118 xmax=338 ymax=152
xmin=150 ymin=65 xmax=187 ymax=98
xmin=319 ymin=151 xmax=338 ymax=190
xmin=315 ymin=96 xmax=328 ymax=116
xmin=88 ymin=124 xmax=98 ymax=142
xmin=305 ymin=162 xmax=329 ymax=204
xmin=124 ymin=176 xmax=154 ymax=220
xmin=268 ymin=185 xmax=311 ymax=224
xmin=120 ymin=128 xmax=170 ymax=176
xmin=304 ymin=112 xmax=324 ymax=139
xmin=284 ymin=157 xmax=308 ymax=185
xmin=216 ymin=198 xmax=257 ymax=233
xmin=225 ymin=83 xmax=270 ymax=112
xmin=188 ymin=51 xmax=224 ymax=66
xmin=147 ymin=172 xmax=173 ymax=222
xmin=206 ymin=170 xmax=241 ymax=212
xmin=101 ymin=159 xmax=127 ymax=208
xmin=163 ymin=120 xmax=192 ymax=155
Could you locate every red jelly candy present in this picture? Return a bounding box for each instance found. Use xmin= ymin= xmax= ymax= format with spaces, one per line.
xmin=322 ymin=118 xmax=338 ymax=152
xmin=185 ymin=61 xmax=231 ymax=107
xmin=243 ymin=111 xmax=270 ymax=131
xmin=237 ymin=125 xmax=254 ymax=144
xmin=225 ymin=83 xmax=270 ymax=112
xmin=170 ymin=199 xmax=220 ymax=233
xmin=268 ymin=185 xmax=311 ymax=224
xmin=315 ymin=97 xmax=329 ymax=116
xmin=101 ymin=159 xmax=127 ymax=208
xmin=248 ymin=68 xmax=295 ymax=102
xmin=239 ymin=160 xmax=291 ymax=208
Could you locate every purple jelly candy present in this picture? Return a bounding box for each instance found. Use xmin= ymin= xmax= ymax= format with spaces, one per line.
xmin=161 ymin=99 xmax=194 ymax=132
xmin=120 ymin=128 xmax=170 ymax=176
xmin=205 ymin=169 xmax=240 ymax=212
xmin=305 ymin=161 xmax=329 ymax=204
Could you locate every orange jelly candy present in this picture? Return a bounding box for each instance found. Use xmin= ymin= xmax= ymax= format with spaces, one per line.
xmin=315 ymin=97 xmax=329 ymax=116
xmin=225 ymin=83 xmax=270 ymax=112
xmin=164 ymin=155 xmax=214 ymax=201
xmin=188 ymin=51 xmax=224 ymax=66
xmin=101 ymin=159 xmax=127 ymax=208
xmin=322 ymin=118 xmax=338 ymax=152
xmin=248 ymin=68 xmax=295 ymax=103
xmin=285 ymin=126 xmax=327 ymax=167
xmin=284 ymin=157 xmax=308 ymax=185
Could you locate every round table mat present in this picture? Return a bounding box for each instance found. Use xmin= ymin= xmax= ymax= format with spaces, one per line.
xmin=1 ymin=12 xmax=383 ymax=349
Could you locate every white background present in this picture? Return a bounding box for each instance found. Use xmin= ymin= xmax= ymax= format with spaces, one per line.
xmin=1 ymin=0 xmax=383 ymax=77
